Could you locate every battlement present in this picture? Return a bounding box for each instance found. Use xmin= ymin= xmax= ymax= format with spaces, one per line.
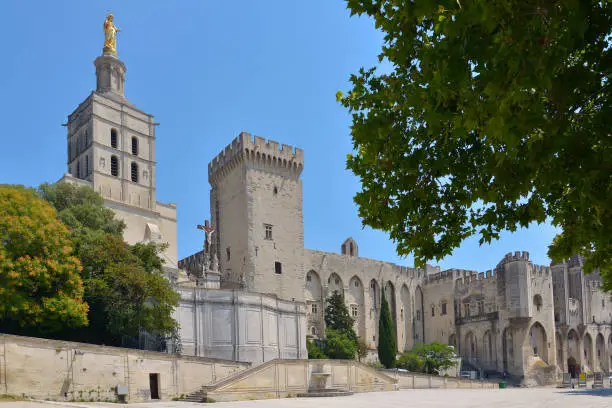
xmin=498 ymin=251 xmax=531 ymax=266
xmin=208 ymin=132 xmax=304 ymax=184
xmin=530 ymin=264 xmax=551 ymax=276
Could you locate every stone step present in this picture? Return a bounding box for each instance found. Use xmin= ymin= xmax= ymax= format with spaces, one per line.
xmin=297 ymin=389 xmax=354 ymax=398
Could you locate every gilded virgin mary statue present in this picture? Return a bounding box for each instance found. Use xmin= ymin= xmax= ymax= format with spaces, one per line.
xmin=103 ymin=13 xmax=120 ymax=55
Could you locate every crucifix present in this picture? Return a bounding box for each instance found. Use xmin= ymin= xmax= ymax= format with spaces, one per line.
xmin=196 ymin=220 xmax=215 ymax=254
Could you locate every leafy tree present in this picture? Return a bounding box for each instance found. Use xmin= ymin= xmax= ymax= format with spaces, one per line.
xmin=378 ymin=286 xmax=396 ymax=368
xmin=307 ymin=337 xmax=327 ymax=359
xmin=325 ymin=329 xmax=357 ymax=360
xmin=397 ymin=342 xmax=457 ymax=375
xmin=324 ymin=290 xmax=357 ymax=342
xmin=38 ymin=183 xmax=179 ymax=345
xmin=339 ymin=1 xmax=612 ymax=289
xmin=0 ymin=185 xmax=88 ymax=333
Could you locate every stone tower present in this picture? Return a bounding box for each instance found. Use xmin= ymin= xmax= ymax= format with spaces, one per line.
xmin=208 ymin=132 xmax=305 ymax=301
xmin=59 ymin=21 xmax=179 ymax=275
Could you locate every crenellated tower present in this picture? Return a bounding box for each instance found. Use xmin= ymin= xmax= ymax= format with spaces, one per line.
xmin=208 ymin=132 xmax=305 ymax=301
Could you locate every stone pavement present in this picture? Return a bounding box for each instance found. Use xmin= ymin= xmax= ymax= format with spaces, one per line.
xmin=1 ymin=388 xmax=611 ymax=408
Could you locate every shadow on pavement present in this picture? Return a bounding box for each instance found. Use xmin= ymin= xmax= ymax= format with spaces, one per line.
xmin=557 ymin=388 xmax=612 ymax=397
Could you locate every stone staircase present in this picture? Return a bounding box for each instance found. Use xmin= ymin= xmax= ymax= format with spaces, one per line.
xmin=181 ymin=359 xmax=397 ymax=403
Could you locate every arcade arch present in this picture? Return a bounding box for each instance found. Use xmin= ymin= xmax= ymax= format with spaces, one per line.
xmin=528 ymin=322 xmax=548 ymax=363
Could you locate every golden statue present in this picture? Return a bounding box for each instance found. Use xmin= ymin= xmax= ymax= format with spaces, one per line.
xmin=103 ymin=13 xmax=120 ymax=55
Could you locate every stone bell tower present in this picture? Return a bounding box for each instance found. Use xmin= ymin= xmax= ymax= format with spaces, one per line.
xmin=60 ymin=14 xmax=179 ymax=277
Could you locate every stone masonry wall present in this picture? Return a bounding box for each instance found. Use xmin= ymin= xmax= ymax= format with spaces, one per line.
xmin=0 ymin=334 xmax=249 ymax=402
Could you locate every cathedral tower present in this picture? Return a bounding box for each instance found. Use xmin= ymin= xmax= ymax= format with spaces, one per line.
xmin=208 ymin=132 xmax=305 ymax=301
xmin=60 ymin=14 xmax=178 ymax=275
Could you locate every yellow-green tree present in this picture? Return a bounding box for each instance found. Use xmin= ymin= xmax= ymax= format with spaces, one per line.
xmin=0 ymin=185 xmax=88 ymax=333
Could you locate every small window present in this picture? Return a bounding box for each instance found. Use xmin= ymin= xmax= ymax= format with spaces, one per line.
xmin=311 ymin=327 xmax=317 ymax=336
xmin=306 ymin=273 xmax=312 ymax=282
xmin=441 ymin=302 xmax=447 ymax=315
xmin=111 ymin=128 xmax=118 ymax=148
xmin=264 ymin=224 xmax=273 ymax=240
xmin=335 ymin=278 xmax=340 ymax=285
xmin=400 ymin=308 xmax=404 ymax=320
xmin=354 ymin=280 xmax=359 ymax=287
xmin=603 ymin=299 xmax=605 ymax=308
xmin=131 ymin=137 xmax=138 ymax=155
xmin=416 ymin=310 xmax=421 ymax=321
xmin=349 ymin=242 xmax=354 ymax=256
xmin=311 ymin=303 xmax=318 ymax=315
xmin=351 ymin=304 xmax=358 ymax=318
xmin=373 ymin=335 xmax=376 ymax=342
xmin=464 ymin=304 xmax=470 ymax=318
xmin=273 ymin=186 xmax=278 ymax=195
xmin=478 ymin=301 xmax=485 ymax=315
xmin=85 ymin=155 xmax=89 ymax=176
xmin=275 ymin=261 xmax=282 ymax=274
xmin=76 ymin=161 xmax=81 ymax=178
xmin=131 ymin=162 xmax=139 ymax=183
xmin=226 ymin=247 xmax=231 ymax=261
xmin=110 ymin=155 xmax=119 ymax=177
xmin=431 ymin=306 xmax=435 ymax=317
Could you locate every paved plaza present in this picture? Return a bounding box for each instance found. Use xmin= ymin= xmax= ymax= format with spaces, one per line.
xmin=2 ymin=388 xmax=612 ymax=408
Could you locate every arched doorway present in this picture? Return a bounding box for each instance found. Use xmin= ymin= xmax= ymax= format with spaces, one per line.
xmin=414 ymin=286 xmax=424 ymax=344
xmin=529 ymin=322 xmax=548 ymax=363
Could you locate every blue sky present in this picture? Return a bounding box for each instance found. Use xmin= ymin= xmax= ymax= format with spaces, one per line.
xmin=0 ymin=1 xmax=560 ymax=271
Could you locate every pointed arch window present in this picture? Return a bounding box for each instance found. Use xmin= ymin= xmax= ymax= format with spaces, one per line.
xmin=110 ymin=155 xmax=119 ymax=177
xmin=76 ymin=160 xmax=81 ymax=178
xmin=85 ymin=155 xmax=89 ymax=176
xmin=131 ymin=162 xmax=139 ymax=183
xmin=111 ymin=128 xmax=118 ymax=148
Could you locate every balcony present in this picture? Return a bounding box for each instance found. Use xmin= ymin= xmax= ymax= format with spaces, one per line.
xmin=455 ymin=311 xmax=499 ymax=325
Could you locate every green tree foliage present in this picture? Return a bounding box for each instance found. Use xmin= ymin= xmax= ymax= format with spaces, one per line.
xmin=378 ymin=286 xmax=396 ymax=368
xmin=339 ymin=1 xmax=612 ymax=289
xmin=38 ymin=183 xmax=179 ymax=345
xmin=397 ymin=342 xmax=457 ymax=375
xmin=325 ymin=290 xmax=357 ymax=342
xmin=0 ymin=185 xmax=88 ymax=333
xmin=307 ymin=337 xmax=327 ymax=359
xmin=325 ymin=329 xmax=357 ymax=359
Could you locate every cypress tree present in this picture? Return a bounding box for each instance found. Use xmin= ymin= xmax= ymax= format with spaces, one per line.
xmin=378 ymin=284 xmax=396 ymax=368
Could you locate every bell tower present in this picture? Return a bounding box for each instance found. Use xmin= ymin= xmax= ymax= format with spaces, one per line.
xmin=60 ymin=14 xmax=178 ymax=275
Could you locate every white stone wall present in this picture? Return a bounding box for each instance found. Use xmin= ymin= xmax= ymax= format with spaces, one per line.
xmin=175 ymin=287 xmax=307 ymax=365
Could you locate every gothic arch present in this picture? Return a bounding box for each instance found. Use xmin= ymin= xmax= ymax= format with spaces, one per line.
xmin=414 ymin=285 xmax=424 ymax=344
xmin=595 ymin=333 xmax=606 ymax=372
xmin=347 ymin=275 xmax=365 ymax=340
xmin=483 ymin=330 xmax=493 ymax=366
xmin=502 ymin=327 xmax=513 ymax=372
xmin=555 ymin=332 xmax=564 ymax=370
xmin=369 ymin=279 xmax=380 ymax=348
xmin=464 ymin=331 xmax=477 ymax=362
xmin=305 ymin=270 xmax=322 ymax=301
xmin=584 ymin=333 xmax=594 ymax=370
xmin=400 ymin=284 xmax=411 ymax=351
xmin=384 ymin=281 xmax=398 ymax=350
xmin=567 ymin=329 xmax=580 ymax=369
xmin=328 ymin=272 xmax=343 ymax=296
xmin=528 ymin=322 xmax=548 ymax=363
